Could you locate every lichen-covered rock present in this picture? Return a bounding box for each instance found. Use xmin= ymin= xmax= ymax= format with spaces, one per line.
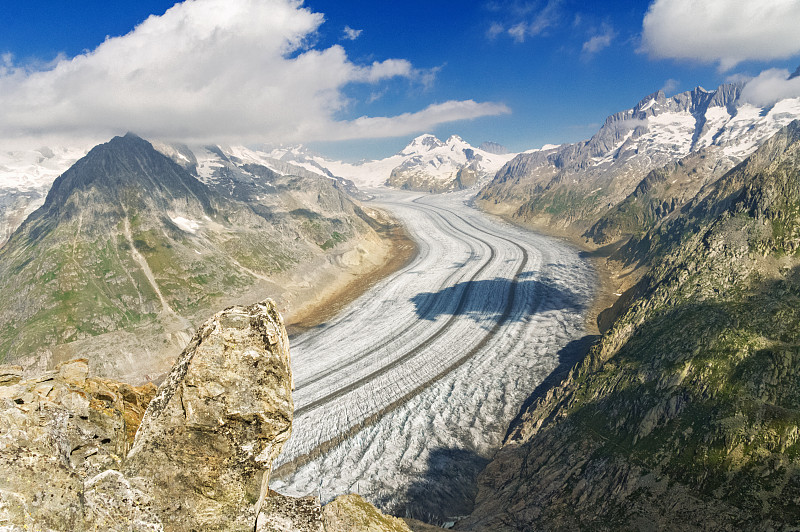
xmin=83 ymin=470 xmax=162 ymax=531
xmin=256 ymin=490 xmax=324 ymax=532
xmin=124 ymin=299 xmax=293 ymax=531
xmin=0 ymin=358 xmax=156 ymax=530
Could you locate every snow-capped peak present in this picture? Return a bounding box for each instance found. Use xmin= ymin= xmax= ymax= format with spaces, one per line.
xmin=401 ymin=134 xmax=445 ymax=155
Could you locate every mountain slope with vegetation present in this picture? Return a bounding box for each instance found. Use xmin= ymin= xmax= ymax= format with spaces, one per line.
xmin=459 ymin=121 xmax=800 ymax=530
xmin=0 ymin=134 xmax=390 ymax=382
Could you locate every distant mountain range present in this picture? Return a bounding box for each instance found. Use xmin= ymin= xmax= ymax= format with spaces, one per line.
xmin=478 ymin=81 xmax=800 ymax=238
xmin=0 ymin=135 xmax=513 ymax=246
xmin=168 ymin=134 xmax=516 ymax=193
xmin=0 ymin=146 xmax=86 ymax=247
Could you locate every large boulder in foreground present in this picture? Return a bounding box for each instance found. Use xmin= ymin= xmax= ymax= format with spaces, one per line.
xmin=0 ymin=359 xmax=156 ymax=531
xmin=124 ymin=299 xmax=293 ymax=531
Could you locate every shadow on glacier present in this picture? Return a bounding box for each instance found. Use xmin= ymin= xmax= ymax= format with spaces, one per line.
xmin=410 ymin=274 xmax=587 ymax=322
xmin=383 ymin=446 xmax=489 ymax=526
xmin=389 ymin=336 xmax=600 ymax=526
xmin=503 ymin=334 xmax=600 ymax=440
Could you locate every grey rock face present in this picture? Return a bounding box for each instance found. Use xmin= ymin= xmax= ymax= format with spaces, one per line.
xmin=0 ymin=358 xmax=156 ymax=531
xmin=124 ymin=299 xmax=293 ymax=531
xmin=479 ymin=80 xmax=800 ymax=235
xmin=478 ymin=141 xmax=509 ymax=155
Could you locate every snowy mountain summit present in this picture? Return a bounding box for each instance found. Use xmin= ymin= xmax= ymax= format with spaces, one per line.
xmin=384 ymin=134 xmax=516 ymax=192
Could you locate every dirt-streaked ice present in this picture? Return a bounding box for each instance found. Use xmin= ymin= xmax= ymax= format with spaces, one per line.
xmin=272 ymin=190 xmax=595 ymax=522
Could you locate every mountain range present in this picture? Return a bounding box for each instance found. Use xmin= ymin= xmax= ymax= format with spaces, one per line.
xmin=0 ymin=135 xmax=513 ymax=246
xmin=3 ymin=73 xmax=800 ymax=530
xmin=458 ymin=118 xmax=800 ymax=531
xmin=0 ymin=134 xmax=388 ymax=383
xmin=478 ymin=81 xmax=800 ymax=239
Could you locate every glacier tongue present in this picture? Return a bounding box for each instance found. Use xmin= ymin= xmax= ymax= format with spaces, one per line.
xmin=271 ymin=189 xmax=594 ymax=522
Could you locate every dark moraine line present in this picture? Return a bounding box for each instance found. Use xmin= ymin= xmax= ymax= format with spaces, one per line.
xmin=274 ymin=242 xmax=530 ymax=478
xmin=293 ymin=202 xmax=488 ymax=390
xmin=289 ymin=199 xmax=460 ymax=351
xmin=274 ymin=204 xmax=534 ymax=478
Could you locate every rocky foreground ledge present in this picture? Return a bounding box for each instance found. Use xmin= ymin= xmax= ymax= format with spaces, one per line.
xmin=0 ymin=300 xmax=414 ymax=532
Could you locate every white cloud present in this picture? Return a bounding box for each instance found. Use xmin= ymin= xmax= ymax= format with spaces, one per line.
xmin=342 ymin=26 xmax=362 ymax=40
xmin=0 ymin=0 xmax=508 ymax=147
xmin=660 ymin=78 xmax=679 ymax=95
xmin=582 ymin=25 xmax=615 ymax=54
xmin=642 ymin=0 xmax=800 ymax=70
xmin=486 ymin=22 xmax=505 ymax=39
xmin=508 ymin=23 xmax=528 ymax=43
xmin=741 ymin=68 xmax=800 ymax=107
xmin=725 ymin=73 xmax=753 ymax=85
xmin=488 ymin=0 xmax=561 ymax=43
xmin=330 ymin=100 xmax=511 ymax=140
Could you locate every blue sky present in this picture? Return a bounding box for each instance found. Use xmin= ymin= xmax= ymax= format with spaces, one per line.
xmin=1 ymin=0 xmax=800 ymax=160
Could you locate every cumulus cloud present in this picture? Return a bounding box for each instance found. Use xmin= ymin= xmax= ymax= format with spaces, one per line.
xmin=641 ymin=0 xmax=800 ymax=70
xmin=0 ymin=0 xmax=508 ymax=146
xmin=741 ymin=68 xmax=800 ymax=107
xmin=582 ymin=24 xmax=615 ymax=54
xmin=342 ymin=26 xmax=362 ymax=40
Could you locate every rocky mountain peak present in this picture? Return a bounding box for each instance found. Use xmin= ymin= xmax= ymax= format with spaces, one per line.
xmin=125 ymin=300 xmax=293 ymax=530
xmin=479 ymin=141 xmax=509 ymax=155
xmin=39 ymin=132 xmax=214 ymax=221
xmin=633 ymin=90 xmax=666 ymax=112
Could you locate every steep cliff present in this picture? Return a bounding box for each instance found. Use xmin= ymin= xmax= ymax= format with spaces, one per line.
xmin=459 ymin=121 xmax=800 ymax=530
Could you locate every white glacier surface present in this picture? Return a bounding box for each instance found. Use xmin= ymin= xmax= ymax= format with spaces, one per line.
xmin=271 ymin=190 xmax=595 ymax=522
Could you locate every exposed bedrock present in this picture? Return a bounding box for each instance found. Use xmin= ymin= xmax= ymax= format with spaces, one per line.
xmin=124 ymin=299 xmax=294 ymax=531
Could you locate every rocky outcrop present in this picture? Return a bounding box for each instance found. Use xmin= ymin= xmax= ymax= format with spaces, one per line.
xmin=0 ymin=358 xmax=156 ymax=531
xmin=0 ymin=300 xmax=292 ymax=531
xmin=124 ymin=300 xmax=293 ymax=531
xmin=257 ymin=490 xmax=325 ymax=532
xmin=254 ymin=491 xmax=418 ymax=532
xmin=0 ymin=299 xmax=417 ymax=531
xmin=322 ymin=494 xmax=414 ymax=532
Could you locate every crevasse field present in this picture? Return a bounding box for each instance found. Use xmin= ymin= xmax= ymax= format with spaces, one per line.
xmin=271 ymin=190 xmax=595 ymax=522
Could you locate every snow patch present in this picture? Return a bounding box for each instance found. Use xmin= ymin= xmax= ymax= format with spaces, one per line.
xmin=171 ymin=216 xmax=200 ymax=233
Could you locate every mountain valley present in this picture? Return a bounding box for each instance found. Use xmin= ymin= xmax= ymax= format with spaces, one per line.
xmin=3 ymin=70 xmax=800 ymax=532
